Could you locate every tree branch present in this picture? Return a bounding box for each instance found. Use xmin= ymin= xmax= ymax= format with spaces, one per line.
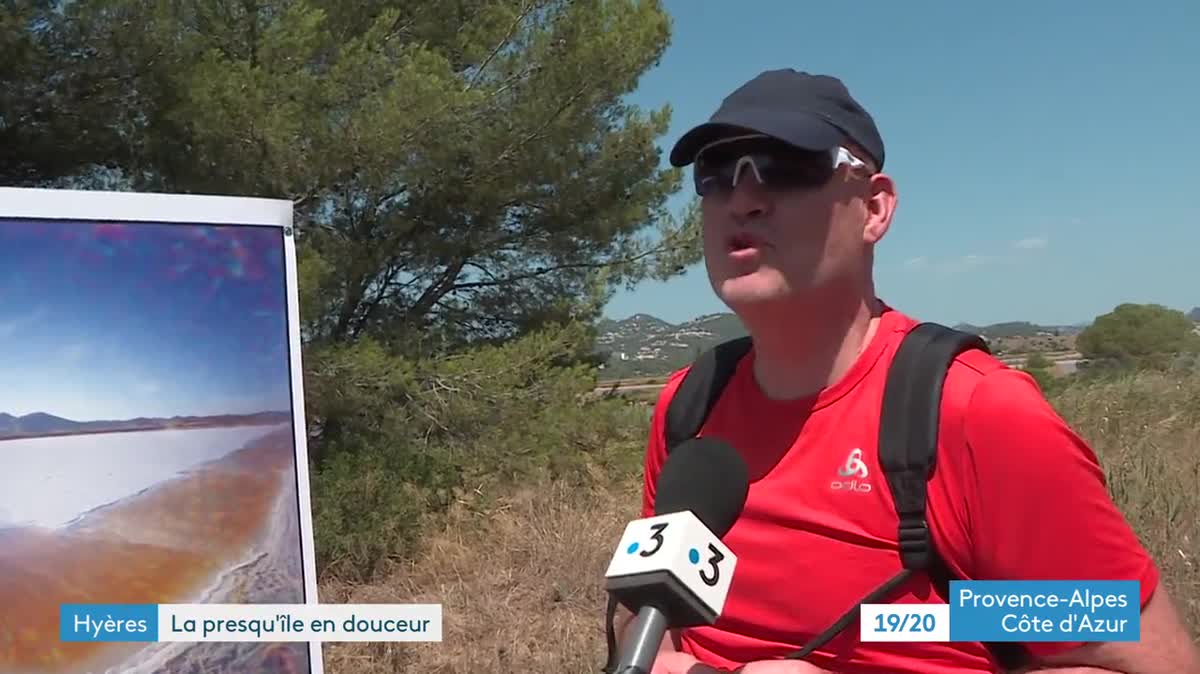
xmin=409 ymin=258 xmax=469 ymax=322
xmin=446 ymin=245 xmax=663 ymax=293
xmin=487 ymin=82 xmax=590 ymax=169
xmin=463 ymin=1 xmax=536 ymax=92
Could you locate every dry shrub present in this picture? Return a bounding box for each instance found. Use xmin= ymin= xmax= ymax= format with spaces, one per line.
xmin=319 ymin=479 xmax=641 ymax=673
xmin=1051 ymin=369 xmax=1200 ymax=635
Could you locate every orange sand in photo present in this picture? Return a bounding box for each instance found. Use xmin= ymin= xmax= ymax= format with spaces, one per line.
xmin=0 ymin=426 xmax=297 ymax=673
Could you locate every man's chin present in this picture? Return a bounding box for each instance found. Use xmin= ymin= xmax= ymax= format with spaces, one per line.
xmin=713 ymin=276 xmax=792 ymax=308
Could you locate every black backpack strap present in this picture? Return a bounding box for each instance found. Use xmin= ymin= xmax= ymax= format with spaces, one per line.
xmin=881 ymin=323 xmax=1031 ymax=671
xmin=783 ymin=322 xmax=991 ymax=661
xmin=781 ymin=565 xmax=919 ymax=660
xmin=664 ymin=336 xmax=754 ymax=451
xmin=602 ymin=336 xmax=753 ymax=673
xmin=878 ymin=321 xmax=987 ymax=571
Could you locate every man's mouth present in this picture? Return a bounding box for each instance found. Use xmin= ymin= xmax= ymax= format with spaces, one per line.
xmin=727 ymin=232 xmax=761 ymax=251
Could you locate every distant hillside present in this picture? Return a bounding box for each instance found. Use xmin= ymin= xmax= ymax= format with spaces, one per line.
xmin=950 ymin=321 xmax=1087 ymax=356
xmin=594 ymin=313 xmax=748 ymax=378
xmin=952 ymin=321 xmax=1085 ymax=339
xmin=0 ymin=410 xmax=291 ymax=441
xmin=595 ymin=313 xmax=1090 ymax=379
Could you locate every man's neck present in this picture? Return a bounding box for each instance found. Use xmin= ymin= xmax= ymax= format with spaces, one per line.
xmin=739 ymin=293 xmax=884 ymax=401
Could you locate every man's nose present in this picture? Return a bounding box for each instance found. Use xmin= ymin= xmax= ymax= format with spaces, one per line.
xmin=724 ymin=168 xmax=771 ymax=220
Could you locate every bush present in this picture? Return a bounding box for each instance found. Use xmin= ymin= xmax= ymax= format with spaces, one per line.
xmin=1019 ymin=352 xmax=1061 ymax=396
xmin=305 ymin=322 xmax=649 ymax=582
xmin=1076 ymin=303 xmax=1200 ymax=372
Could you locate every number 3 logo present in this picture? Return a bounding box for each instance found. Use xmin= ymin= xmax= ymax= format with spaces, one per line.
xmin=638 ymin=522 xmax=668 ymax=557
xmin=698 ymin=544 xmax=724 ymax=586
xmin=628 ymin=524 xmax=724 ymax=588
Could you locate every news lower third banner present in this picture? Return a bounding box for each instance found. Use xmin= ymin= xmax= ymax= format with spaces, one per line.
xmin=861 ymin=580 xmax=1140 ymax=643
xmin=60 ymin=603 xmax=443 ymax=643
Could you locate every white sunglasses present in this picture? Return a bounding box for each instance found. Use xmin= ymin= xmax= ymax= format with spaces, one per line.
xmin=693 ymin=134 xmax=870 ymax=195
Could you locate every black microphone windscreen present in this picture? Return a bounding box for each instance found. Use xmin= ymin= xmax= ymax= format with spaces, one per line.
xmin=653 ymin=437 xmax=749 ymax=537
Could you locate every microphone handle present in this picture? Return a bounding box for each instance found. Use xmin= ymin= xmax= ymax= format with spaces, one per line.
xmin=614 ymin=604 xmax=670 ymax=674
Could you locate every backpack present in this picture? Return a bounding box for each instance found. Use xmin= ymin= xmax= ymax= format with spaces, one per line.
xmin=602 ymin=322 xmax=1030 ymax=673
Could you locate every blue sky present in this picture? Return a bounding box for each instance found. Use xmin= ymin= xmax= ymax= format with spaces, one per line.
xmin=0 ymin=218 xmax=294 ymax=420
xmin=605 ymin=0 xmax=1200 ymax=327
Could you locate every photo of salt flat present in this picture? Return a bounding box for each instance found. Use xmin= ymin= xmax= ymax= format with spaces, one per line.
xmin=0 ymin=217 xmax=311 ymax=674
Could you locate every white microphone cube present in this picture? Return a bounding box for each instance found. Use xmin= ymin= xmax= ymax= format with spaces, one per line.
xmin=604 ymin=510 xmax=737 ymax=627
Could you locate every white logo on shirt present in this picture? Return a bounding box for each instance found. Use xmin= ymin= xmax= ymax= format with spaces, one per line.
xmin=831 ymin=448 xmax=872 ymax=493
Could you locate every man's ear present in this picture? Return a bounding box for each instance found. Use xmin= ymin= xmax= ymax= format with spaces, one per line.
xmin=862 ymin=172 xmax=897 ymax=244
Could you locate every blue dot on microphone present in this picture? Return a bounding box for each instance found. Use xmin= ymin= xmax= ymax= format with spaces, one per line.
xmin=627 ymin=542 xmax=639 ymax=554
xmin=689 ymin=548 xmax=700 ymax=564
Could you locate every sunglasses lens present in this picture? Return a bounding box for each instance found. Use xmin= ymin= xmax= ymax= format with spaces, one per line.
xmin=694 ymin=143 xmax=834 ymax=196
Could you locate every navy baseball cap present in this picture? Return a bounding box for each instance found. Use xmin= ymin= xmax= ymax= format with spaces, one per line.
xmin=668 ymin=69 xmax=885 ymax=170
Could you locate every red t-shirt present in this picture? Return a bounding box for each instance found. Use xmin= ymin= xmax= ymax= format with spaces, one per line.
xmin=639 ymin=306 xmax=1159 ymax=673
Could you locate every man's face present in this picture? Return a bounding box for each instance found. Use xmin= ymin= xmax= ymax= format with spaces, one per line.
xmin=695 ymin=135 xmax=888 ymax=311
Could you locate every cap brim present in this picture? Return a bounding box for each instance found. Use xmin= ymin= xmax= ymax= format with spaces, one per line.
xmin=668 ymin=112 xmax=845 ymax=167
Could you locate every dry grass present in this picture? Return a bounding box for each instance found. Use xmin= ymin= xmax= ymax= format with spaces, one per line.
xmin=318 ymin=479 xmax=641 ymax=673
xmin=1051 ymin=369 xmax=1200 ymax=633
xmin=316 ymin=368 xmax=1200 ymax=673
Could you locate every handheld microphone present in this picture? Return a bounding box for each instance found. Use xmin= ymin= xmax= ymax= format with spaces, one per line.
xmin=603 ymin=437 xmax=750 ymax=674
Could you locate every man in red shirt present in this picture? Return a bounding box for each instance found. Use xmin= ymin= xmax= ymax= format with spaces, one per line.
xmin=613 ymin=70 xmax=1199 ymax=674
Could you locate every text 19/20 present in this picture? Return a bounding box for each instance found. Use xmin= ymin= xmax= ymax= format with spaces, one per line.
xmin=874 ymin=612 xmax=935 ymax=633
xmin=859 ymin=605 xmax=949 ymax=642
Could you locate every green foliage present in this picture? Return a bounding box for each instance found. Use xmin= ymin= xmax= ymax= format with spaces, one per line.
xmin=1023 ymin=352 xmax=1053 ymax=370
xmin=1019 ymin=352 xmax=1061 ymax=395
xmin=305 ymin=322 xmax=649 ymax=580
xmin=1076 ymin=303 xmax=1200 ymax=372
xmin=5 ymin=0 xmax=699 ymax=349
